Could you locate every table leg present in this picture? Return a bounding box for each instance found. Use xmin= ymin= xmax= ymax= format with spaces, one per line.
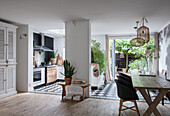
xmin=82 ymin=88 xmax=86 ymax=100
xmin=138 ymin=88 xmax=161 ymax=116
xmin=143 ymin=89 xmax=168 ymax=116
xmin=61 ymin=85 xmax=66 ymax=100
xmin=147 ymin=89 xmax=151 ymax=99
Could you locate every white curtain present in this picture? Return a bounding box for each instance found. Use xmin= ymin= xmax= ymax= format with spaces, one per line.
xmin=105 ymin=35 xmax=112 ymax=81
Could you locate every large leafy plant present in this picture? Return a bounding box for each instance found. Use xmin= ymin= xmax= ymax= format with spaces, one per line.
xmin=132 ymin=39 xmax=159 ymax=61
xmin=115 ymin=39 xmax=133 ymax=54
xmin=61 ymin=60 xmax=76 ymax=78
xmin=114 ymin=38 xmax=159 ymax=71
xmin=91 ymin=40 xmax=106 ymax=74
xmin=129 ymin=59 xmax=142 ymax=70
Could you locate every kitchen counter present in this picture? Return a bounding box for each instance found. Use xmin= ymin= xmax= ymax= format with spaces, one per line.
xmin=34 ymin=65 xmax=63 ymax=69
xmin=45 ymin=65 xmax=58 ymax=68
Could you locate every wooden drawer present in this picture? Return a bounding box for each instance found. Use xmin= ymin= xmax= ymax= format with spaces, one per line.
xmin=47 ymin=67 xmax=56 ymax=71
xmin=46 ymin=67 xmax=57 ymax=84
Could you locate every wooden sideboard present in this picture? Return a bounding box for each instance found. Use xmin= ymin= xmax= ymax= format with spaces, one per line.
xmin=45 ymin=66 xmax=57 ymax=84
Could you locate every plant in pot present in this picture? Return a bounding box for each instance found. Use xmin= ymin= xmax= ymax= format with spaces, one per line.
xmin=61 ymin=60 xmax=76 ymax=85
xmin=145 ymin=45 xmax=152 ymax=55
xmin=50 ymin=50 xmax=58 ymax=65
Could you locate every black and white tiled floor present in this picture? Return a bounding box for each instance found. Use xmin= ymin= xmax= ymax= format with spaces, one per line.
xmin=34 ymin=81 xmax=170 ymax=104
xmin=91 ymin=81 xmax=170 ymax=104
xmin=91 ymin=82 xmax=118 ymax=99
xmin=34 ymin=82 xmax=62 ymax=95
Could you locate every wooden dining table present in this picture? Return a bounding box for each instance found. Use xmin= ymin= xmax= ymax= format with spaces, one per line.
xmin=130 ymin=70 xmax=170 ymax=116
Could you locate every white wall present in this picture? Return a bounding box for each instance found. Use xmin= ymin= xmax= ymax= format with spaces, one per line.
xmin=16 ymin=25 xmax=33 ymax=92
xmin=28 ymin=25 xmax=34 ymax=91
xmin=65 ymin=20 xmax=91 ymax=96
xmin=54 ymin=36 xmax=65 ymax=59
xmin=91 ymin=35 xmax=106 ymax=51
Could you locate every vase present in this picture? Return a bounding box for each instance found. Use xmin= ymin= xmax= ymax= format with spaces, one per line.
xmin=65 ymin=77 xmax=72 ymax=85
xmin=51 ymin=58 xmax=56 ymax=65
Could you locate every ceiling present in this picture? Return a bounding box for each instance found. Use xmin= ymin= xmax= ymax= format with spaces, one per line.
xmin=0 ymin=0 xmax=170 ymax=36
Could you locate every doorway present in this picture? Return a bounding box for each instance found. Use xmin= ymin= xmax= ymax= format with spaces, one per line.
xmin=90 ymin=38 xmax=118 ymax=99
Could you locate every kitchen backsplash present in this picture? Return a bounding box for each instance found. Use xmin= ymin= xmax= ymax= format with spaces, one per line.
xmin=34 ymin=51 xmax=45 ymax=66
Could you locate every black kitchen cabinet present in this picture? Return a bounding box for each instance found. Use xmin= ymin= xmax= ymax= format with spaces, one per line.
xmin=33 ymin=33 xmax=41 ymax=47
xmin=44 ymin=36 xmax=53 ymax=49
xmin=44 ymin=36 xmax=54 ymax=63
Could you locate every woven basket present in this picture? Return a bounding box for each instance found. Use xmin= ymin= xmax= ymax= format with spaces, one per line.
xmin=93 ymin=66 xmax=99 ymax=77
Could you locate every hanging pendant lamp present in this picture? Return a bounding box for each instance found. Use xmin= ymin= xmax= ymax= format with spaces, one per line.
xmin=130 ymin=17 xmax=150 ymax=47
xmin=130 ymin=21 xmax=145 ymax=47
xmin=130 ymin=37 xmax=145 ymax=47
xmin=137 ymin=17 xmax=150 ymax=43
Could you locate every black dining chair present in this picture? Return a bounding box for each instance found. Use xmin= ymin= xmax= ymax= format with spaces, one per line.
xmin=118 ymin=72 xmax=132 ymax=82
xmin=115 ymin=79 xmax=140 ymax=116
xmin=117 ymin=75 xmax=133 ymax=88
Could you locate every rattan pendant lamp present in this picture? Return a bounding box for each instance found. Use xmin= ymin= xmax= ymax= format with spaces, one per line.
xmin=130 ymin=21 xmax=145 ymax=47
xmin=130 ymin=17 xmax=150 ymax=47
xmin=130 ymin=37 xmax=145 ymax=47
xmin=137 ymin=17 xmax=150 ymax=43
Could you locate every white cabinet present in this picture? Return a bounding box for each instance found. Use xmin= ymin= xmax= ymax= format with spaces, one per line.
xmin=0 ymin=65 xmax=16 ymax=96
xmin=57 ymin=65 xmax=64 ymax=80
xmin=7 ymin=29 xmax=16 ymax=64
xmin=0 ymin=27 xmax=6 ymax=64
xmin=0 ymin=24 xmax=16 ymax=64
xmin=0 ymin=66 xmax=6 ymax=95
xmin=7 ymin=65 xmax=16 ymax=92
xmin=0 ymin=22 xmax=17 ymax=98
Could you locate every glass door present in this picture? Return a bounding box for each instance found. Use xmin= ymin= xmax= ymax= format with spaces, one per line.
xmin=6 ymin=28 xmax=16 ymax=64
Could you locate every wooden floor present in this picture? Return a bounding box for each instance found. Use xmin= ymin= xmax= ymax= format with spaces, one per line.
xmin=0 ymin=93 xmax=170 ymax=116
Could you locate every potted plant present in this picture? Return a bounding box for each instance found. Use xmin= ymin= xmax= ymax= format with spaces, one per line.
xmin=145 ymin=45 xmax=152 ymax=55
xmin=50 ymin=50 xmax=58 ymax=65
xmin=61 ymin=60 xmax=76 ymax=85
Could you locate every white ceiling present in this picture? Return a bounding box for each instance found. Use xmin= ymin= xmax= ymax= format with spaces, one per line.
xmin=0 ymin=0 xmax=170 ymax=36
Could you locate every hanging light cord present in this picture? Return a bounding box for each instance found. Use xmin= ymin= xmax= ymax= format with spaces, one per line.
xmin=140 ymin=17 xmax=148 ymax=26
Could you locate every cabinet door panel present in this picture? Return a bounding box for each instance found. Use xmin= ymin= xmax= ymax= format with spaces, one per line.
xmin=46 ymin=67 xmax=57 ymax=84
xmin=7 ymin=65 xmax=16 ymax=92
xmin=57 ymin=66 xmax=64 ymax=80
xmin=0 ymin=27 xmax=6 ymax=64
xmin=0 ymin=66 xmax=6 ymax=94
xmin=7 ymin=29 xmax=16 ymax=63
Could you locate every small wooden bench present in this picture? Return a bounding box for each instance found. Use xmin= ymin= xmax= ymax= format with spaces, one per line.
xmin=58 ymin=83 xmax=90 ymax=100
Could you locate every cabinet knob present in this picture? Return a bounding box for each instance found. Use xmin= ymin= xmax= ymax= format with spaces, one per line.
xmin=4 ymin=79 xmax=6 ymax=81
xmin=6 ymin=60 xmax=8 ymax=63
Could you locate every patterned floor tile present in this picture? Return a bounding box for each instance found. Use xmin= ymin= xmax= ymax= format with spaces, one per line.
xmin=34 ymin=82 xmax=63 ymax=95
xmin=91 ymin=81 xmax=170 ymax=104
